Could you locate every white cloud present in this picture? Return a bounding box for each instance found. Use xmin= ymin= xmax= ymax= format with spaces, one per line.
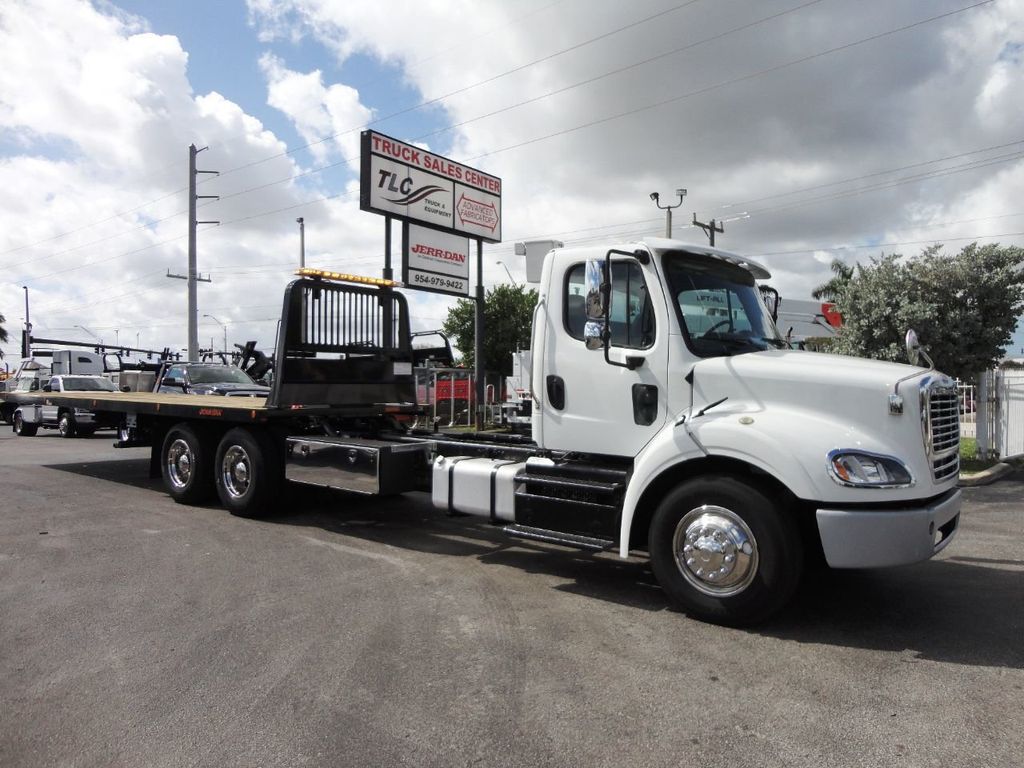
xmin=259 ymin=53 xmax=372 ymax=165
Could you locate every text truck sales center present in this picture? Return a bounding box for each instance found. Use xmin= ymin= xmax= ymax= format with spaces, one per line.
xmin=360 ymin=130 xmax=502 ymax=297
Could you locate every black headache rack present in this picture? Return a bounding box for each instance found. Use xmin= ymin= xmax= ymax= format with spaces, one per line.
xmin=267 ymin=276 xmax=418 ymax=417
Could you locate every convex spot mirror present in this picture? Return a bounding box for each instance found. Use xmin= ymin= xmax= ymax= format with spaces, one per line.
xmin=905 ymin=329 xmax=920 ymax=366
xmin=905 ymin=328 xmax=934 ymax=370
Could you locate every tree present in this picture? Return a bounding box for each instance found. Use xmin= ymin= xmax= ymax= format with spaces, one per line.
xmin=0 ymin=312 xmax=8 ymax=345
xmin=811 ymin=257 xmax=854 ymax=301
xmin=831 ymin=243 xmax=1024 ymax=382
xmin=441 ymin=283 xmax=539 ymax=374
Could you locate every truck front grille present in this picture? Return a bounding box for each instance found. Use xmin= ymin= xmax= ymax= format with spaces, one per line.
xmin=925 ymin=381 xmax=960 ymax=481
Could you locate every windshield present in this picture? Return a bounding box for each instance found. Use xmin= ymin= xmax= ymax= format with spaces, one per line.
xmin=62 ymin=376 xmax=118 ymax=392
xmin=188 ymin=365 xmax=257 ymax=385
xmin=662 ymin=252 xmax=784 ymax=358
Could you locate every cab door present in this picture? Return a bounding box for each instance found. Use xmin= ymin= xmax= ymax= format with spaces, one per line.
xmin=41 ymin=377 xmax=59 ymax=422
xmin=538 ymin=254 xmax=669 ymax=457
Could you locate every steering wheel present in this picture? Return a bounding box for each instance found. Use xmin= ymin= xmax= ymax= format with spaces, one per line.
xmin=702 ymin=319 xmax=733 ymax=337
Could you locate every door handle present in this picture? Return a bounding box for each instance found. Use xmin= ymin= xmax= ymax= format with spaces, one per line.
xmin=546 ymin=375 xmax=565 ymax=410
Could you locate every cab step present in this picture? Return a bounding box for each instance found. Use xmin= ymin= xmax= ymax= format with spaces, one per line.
xmin=502 ymin=524 xmax=614 ymax=551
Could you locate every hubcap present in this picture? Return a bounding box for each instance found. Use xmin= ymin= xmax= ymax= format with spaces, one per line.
xmin=672 ymin=505 xmax=758 ymax=597
xmin=221 ymin=445 xmax=251 ymax=499
xmin=166 ymin=438 xmax=194 ymax=489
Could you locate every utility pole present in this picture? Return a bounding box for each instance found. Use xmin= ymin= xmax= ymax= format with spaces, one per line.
xmin=650 ymin=189 xmax=687 ymax=238
xmin=296 ymin=217 xmax=305 ymax=268
xmin=168 ymin=144 xmax=218 ymax=360
xmin=692 ymin=213 xmax=724 ymax=247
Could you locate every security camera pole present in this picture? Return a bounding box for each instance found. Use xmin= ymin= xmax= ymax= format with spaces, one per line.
xmin=650 ymin=189 xmax=687 ymax=238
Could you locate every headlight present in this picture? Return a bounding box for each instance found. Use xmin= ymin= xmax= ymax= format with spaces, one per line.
xmin=827 ymin=450 xmax=914 ymax=488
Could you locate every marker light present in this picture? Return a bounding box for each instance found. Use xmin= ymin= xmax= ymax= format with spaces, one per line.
xmin=296 ymin=268 xmax=403 ymax=288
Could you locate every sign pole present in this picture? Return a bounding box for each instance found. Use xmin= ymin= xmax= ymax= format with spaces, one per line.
xmin=383 ymin=215 xmax=393 ymax=280
xmin=474 ymin=239 xmax=484 ymax=430
xmin=383 ymin=216 xmax=393 ymax=349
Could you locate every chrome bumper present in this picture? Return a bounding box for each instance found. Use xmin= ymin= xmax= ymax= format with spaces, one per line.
xmin=815 ymin=489 xmax=961 ymax=568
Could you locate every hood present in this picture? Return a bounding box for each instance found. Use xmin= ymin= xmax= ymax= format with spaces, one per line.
xmin=688 ymin=348 xmax=950 ymax=457
xmin=192 ymin=382 xmax=270 ymax=397
xmin=690 ymin=349 xmax=928 ymax=409
xmin=686 ymin=349 xmax=958 ymax=500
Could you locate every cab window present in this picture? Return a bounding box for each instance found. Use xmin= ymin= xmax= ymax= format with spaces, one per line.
xmin=565 ymin=261 xmax=655 ymax=349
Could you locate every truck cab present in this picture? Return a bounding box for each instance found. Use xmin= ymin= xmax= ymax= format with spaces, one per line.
xmin=514 ymin=238 xmax=960 ymax=622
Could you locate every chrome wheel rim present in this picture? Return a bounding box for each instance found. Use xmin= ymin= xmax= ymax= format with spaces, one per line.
xmin=221 ymin=445 xmax=251 ymax=500
xmin=14 ymin=415 xmax=23 ymax=433
xmin=59 ymin=416 xmax=70 ymax=436
xmin=166 ymin=438 xmax=194 ymax=489
xmin=672 ymin=505 xmax=758 ymax=597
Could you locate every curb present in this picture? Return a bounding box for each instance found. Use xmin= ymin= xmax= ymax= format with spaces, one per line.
xmin=958 ymin=462 xmax=1015 ymax=487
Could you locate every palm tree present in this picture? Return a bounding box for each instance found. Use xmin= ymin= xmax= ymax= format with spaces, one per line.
xmin=0 ymin=311 xmax=8 ymax=344
xmin=811 ymin=258 xmax=854 ymax=301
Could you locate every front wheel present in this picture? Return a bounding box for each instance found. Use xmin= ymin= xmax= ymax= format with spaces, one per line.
xmin=214 ymin=428 xmax=282 ymax=518
xmin=648 ymin=475 xmax=803 ymax=626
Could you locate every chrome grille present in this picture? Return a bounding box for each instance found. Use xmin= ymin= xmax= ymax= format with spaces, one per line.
xmin=925 ymin=380 xmax=960 ymax=481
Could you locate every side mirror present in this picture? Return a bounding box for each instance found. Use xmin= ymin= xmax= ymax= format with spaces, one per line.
xmin=583 ymin=260 xmax=606 ymax=351
xmin=42 ymin=384 xmax=52 ymax=392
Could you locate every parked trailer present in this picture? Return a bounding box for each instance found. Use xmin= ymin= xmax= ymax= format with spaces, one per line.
xmin=1 ymin=240 xmax=963 ymax=625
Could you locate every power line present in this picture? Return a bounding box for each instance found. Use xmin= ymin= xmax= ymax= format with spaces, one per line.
xmin=461 ymin=1 xmax=995 ymax=166
xmin=7 ymin=1 xmax=994 ymax=271
xmin=217 ymin=0 xmax=707 ymax=179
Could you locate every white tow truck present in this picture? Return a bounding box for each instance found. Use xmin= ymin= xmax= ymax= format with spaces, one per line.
xmin=2 ymin=238 xmax=961 ymax=625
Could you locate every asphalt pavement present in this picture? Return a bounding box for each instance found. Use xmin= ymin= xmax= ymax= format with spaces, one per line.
xmin=1 ymin=429 xmax=1021 ymax=768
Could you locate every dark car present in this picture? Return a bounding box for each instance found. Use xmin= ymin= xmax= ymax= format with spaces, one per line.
xmin=157 ymin=363 xmax=270 ymax=397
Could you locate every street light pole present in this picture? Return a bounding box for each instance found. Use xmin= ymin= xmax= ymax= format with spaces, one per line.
xmin=77 ymin=324 xmax=103 ymax=350
xmin=495 ymin=260 xmax=518 ymax=287
xmin=204 ymin=314 xmax=227 ymax=355
xmin=22 ymin=285 xmax=31 ymax=358
xmin=297 ymin=217 xmax=305 ymax=268
xmin=649 ymin=188 xmax=687 ymax=238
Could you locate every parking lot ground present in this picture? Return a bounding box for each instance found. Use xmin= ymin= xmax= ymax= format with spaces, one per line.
xmin=1 ymin=430 xmax=1022 ymax=768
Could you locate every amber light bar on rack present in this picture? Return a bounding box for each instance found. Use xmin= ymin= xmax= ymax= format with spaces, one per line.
xmin=295 ymin=268 xmax=403 ymax=288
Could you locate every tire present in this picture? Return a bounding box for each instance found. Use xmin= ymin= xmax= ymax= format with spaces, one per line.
xmin=13 ymin=412 xmax=37 ymax=437
xmin=214 ymin=427 xmax=282 ymax=518
xmin=648 ymin=475 xmax=803 ymax=627
xmin=58 ymin=411 xmax=77 ymax=439
xmin=161 ymin=424 xmax=215 ymax=504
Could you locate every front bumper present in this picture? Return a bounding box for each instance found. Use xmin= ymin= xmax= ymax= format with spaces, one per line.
xmin=815 ymin=489 xmax=961 ymax=568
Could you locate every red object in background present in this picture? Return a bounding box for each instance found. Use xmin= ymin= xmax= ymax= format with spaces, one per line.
xmin=821 ymin=302 xmax=843 ymax=327
xmin=435 ymin=378 xmax=473 ymax=400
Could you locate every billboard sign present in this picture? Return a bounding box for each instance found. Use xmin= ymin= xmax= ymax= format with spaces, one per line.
xmin=403 ymin=224 xmax=471 ymax=297
xmin=361 ymin=130 xmax=502 ymax=243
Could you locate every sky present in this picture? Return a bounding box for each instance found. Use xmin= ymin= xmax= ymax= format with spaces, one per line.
xmin=2 ymin=0 xmax=1024 ymax=367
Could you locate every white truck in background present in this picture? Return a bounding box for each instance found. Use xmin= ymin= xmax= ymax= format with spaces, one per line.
xmin=3 ymin=239 xmax=962 ymax=626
